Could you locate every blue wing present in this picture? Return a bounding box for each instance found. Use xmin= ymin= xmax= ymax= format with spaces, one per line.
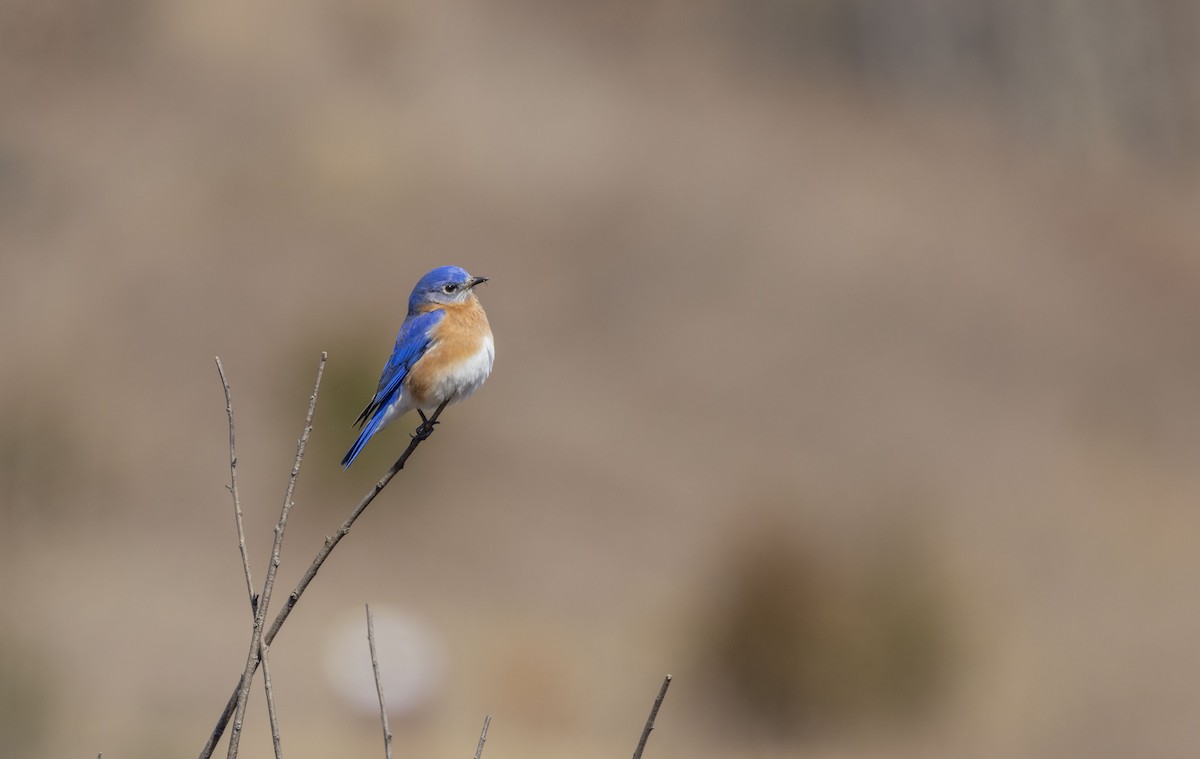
xmin=342 ymin=310 xmax=444 ymax=467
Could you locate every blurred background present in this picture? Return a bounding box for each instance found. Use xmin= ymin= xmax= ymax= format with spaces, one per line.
xmin=3 ymin=1 xmax=1200 ymax=757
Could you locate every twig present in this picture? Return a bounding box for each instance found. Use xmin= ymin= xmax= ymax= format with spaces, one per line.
xmin=261 ymin=642 xmax=283 ymax=759
xmin=215 ymin=357 xmax=257 ymax=611
xmin=365 ymin=604 xmax=393 ymax=759
xmin=226 ymin=353 xmax=326 ymax=759
xmin=216 ymin=357 xmax=285 ymax=758
xmin=472 ymin=715 xmax=492 ymax=759
xmin=200 ymin=399 xmax=451 ymax=759
xmin=632 ymin=675 xmax=672 ymax=759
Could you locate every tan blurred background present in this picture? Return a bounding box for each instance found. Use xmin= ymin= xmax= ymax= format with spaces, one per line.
xmin=3 ymin=1 xmax=1200 ymax=757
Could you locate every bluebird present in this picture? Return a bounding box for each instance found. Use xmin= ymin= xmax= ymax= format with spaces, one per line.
xmin=342 ymin=266 xmax=494 ymax=467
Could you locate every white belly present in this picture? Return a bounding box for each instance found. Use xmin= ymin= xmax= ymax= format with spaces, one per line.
xmin=424 ymin=333 xmax=495 ymax=410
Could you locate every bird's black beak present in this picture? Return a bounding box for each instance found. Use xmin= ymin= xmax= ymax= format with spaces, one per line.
xmin=466 ymin=276 xmax=488 ymax=289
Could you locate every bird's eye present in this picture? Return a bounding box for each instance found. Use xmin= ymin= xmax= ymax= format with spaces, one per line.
xmin=442 ymin=283 xmax=459 ymax=294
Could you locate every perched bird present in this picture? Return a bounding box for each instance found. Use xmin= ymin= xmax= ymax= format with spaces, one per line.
xmin=342 ymin=266 xmax=494 ymax=468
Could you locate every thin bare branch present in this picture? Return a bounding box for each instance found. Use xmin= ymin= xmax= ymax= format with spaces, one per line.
xmin=226 ymin=352 xmax=326 ymax=759
xmin=215 ymin=357 xmax=257 ymax=611
xmin=216 ymin=356 xmax=284 ymax=758
xmin=472 ymin=715 xmax=492 ymax=759
xmin=632 ymin=675 xmax=672 ymax=759
xmin=200 ymin=398 xmax=451 ymax=759
xmin=365 ymin=604 xmax=393 ymax=759
xmin=261 ymin=643 xmax=283 ymax=759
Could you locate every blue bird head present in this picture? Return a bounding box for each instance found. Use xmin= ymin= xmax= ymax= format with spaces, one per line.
xmin=408 ymin=266 xmax=488 ymax=313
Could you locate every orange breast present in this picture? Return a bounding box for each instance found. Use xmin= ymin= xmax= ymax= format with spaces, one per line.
xmin=406 ymin=295 xmax=493 ymax=407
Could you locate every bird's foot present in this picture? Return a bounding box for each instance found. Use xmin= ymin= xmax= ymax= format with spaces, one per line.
xmin=411 ymin=412 xmax=440 ymax=441
xmin=411 ymin=401 xmax=450 ymax=442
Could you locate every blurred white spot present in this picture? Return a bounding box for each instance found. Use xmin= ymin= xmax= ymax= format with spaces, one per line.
xmin=323 ymin=605 xmax=446 ymax=716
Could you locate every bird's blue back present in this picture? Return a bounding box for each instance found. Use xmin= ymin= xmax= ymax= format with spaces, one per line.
xmin=341 ymin=312 xmax=443 ymax=467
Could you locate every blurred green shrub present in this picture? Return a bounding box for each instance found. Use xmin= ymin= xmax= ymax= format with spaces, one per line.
xmin=0 ymin=633 xmax=52 ymax=759
xmin=696 ymin=517 xmax=954 ymax=736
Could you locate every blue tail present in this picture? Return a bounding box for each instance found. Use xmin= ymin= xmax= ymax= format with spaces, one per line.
xmin=341 ymin=414 xmax=384 ymax=468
